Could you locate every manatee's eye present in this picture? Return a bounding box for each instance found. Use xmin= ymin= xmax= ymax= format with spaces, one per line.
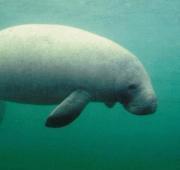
xmin=128 ymin=84 xmax=137 ymax=90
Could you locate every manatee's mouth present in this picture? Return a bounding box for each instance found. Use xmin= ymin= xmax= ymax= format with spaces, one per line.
xmin=123 ymin=100 xmax=157 ymax=115
xmin=119 ymin=92 xmax=157 ymax=115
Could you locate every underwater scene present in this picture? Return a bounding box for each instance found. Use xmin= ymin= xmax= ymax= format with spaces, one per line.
xmin=0 ymin=0 xmax=180 ymax=169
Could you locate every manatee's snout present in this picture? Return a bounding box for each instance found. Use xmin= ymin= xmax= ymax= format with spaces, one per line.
xmin=124 ymin=96 xmax=157 ymax=115
xmin=132 ymin=97 xmax=157 ymax=115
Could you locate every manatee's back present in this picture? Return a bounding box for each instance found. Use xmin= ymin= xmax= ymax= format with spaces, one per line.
xmin=0 ymin=24 xmax=128 ymax=104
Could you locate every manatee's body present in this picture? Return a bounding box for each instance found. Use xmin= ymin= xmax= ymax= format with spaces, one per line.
xmin=0 ymin=24 xmax=121 ymax=104
xmin=0 ymin=24 xmax=157 ymax=127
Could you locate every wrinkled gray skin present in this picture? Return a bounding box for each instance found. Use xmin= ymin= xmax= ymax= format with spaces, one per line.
xmin=0 ymin=24 xmax=157 ymax=127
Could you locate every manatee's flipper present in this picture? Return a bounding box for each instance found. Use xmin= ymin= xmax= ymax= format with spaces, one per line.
xmin=105 ymin=102 xmax=115 ymax=108
xmin=0 ymin=101 xmax=6 ymax=123
xmin=45 ymin=90 xmax=91 ymax=128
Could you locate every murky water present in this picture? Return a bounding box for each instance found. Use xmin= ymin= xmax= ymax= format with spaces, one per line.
xmin=0 ymin=0 xmax=180 ymax=169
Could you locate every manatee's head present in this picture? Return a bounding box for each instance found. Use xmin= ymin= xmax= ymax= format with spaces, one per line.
xmin=115 ymin=55 xmax=157 ymax=115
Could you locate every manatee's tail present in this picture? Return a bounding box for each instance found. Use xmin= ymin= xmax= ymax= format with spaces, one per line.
xmin=0 ymin=101 xmax=6 ymax=124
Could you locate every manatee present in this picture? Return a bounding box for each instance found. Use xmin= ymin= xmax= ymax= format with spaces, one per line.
xmin=0 ymin=24 xmax=157 ymax=128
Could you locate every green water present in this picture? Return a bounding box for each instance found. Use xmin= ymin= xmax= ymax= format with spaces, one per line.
xmin=0 ymin=0 xmax=180 ymax=169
